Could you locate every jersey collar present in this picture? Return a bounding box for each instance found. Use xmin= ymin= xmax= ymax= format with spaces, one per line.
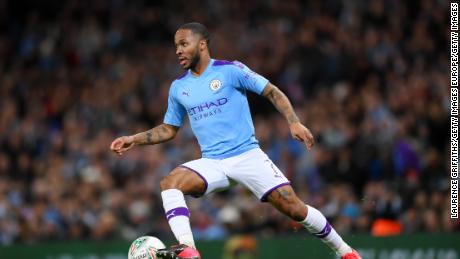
xmin=190 ymin=59 xmax=214 ymax=78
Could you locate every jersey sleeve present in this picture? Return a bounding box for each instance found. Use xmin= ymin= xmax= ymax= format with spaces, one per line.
xmin=163 ymin=83 xmax=186 ymax=127
xmin=232 ymin=61 xmax=269 ymax=95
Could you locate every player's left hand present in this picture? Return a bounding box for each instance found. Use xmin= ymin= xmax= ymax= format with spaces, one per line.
xmin=289 ymin=122 xmax=314 ymax=150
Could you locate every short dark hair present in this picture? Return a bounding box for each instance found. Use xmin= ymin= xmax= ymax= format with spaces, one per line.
xmin=178 ymin=22 xmax=210 ymax=45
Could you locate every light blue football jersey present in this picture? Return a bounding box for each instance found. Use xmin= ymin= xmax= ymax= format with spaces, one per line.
xmin=164 ymin=59 xmax=269 ymax=159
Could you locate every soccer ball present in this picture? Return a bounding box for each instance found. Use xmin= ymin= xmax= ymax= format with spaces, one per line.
xmin=128 ymin=236 xmax=166 ymax=259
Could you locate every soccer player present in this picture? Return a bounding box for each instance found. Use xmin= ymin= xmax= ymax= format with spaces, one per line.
xmin=110 ymin=22 xmax=361 ymax=259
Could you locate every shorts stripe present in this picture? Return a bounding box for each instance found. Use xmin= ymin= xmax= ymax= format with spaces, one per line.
xmin=260 ymin=182 xmax=291 ymax=202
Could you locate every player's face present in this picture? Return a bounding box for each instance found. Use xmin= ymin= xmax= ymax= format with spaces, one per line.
xmin=175 ymin=29 xmax=203 ymax=70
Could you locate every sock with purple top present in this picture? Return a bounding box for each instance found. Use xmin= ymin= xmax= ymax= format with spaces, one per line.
xmin=161 ymin=189 xmax=195 ymax=248
xmin=299 ymin=205 xmax=352 ymax=256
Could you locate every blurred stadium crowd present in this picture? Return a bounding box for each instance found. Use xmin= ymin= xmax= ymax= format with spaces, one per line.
xmin=0 ymin=0 xmax=457 ymax=244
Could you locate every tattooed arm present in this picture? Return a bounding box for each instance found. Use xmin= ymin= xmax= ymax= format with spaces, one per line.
xmin=262 ymin=83 xmax=315 ymax=149
xmin=131 ymin=124 xmax=179 ymax=145
xmin=110 ymin=124 xmax=179 ymax=155
xmin=262 ymin=83 xmax=300 ymax=124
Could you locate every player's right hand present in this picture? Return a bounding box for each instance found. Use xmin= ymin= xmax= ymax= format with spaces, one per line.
xmin=110 ymin=136 xmax=135 ymax=156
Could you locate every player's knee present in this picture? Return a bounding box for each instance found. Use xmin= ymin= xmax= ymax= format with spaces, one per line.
xmin=160 ymin=169 xmax=206 ymax=195
xmin=160 ymin=175 xmax=180 ymax=191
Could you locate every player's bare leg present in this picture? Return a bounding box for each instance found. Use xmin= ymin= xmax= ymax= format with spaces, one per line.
xmin=158 ymin=166 xmax=205 ymax=259
xmin=267 ymin=185 xmax=361 ymax=258
xmin=160 ymin=166 xmax=207 ymax=196
xmin=266 ymin=184 xmax=307 ymax=220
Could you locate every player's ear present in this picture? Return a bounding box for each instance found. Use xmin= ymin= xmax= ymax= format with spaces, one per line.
xmin=199 ymin=39 xmax=207 ymax=51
